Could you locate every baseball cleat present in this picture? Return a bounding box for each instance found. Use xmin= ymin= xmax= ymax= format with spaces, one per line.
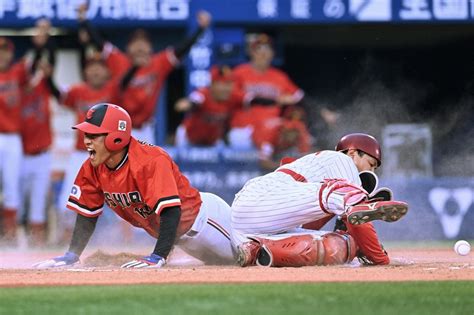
xmin=346 ymin=200 xmax=408 ymax=225
xmin=237 ymin=241 xmax=261 ymax=267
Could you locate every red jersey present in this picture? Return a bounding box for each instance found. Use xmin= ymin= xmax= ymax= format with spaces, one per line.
xmin=0 ymin=61 xmax=28 ymax=133
xmin=105 ymin=46 xmax=178 ymax=127
xmin=67 ymin=138 xmax=202 ymax=238
xmin=20 ymin=78 xmax=52 ymax=154
xmin=183 ymin=87 xmax=244 ymax=145
xmin=102 ymin=42 xmax=130 ymax=80
xmin=252 ymin=118 xmax=311 ymax=160
xmin=232 ymin=63 xmax=303 ymax=127
xmin=62 ymin=81 xmax=120 ymax=150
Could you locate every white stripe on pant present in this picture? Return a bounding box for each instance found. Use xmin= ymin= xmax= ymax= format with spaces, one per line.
xmin=177 ymin=192 xmax=235 ymax=264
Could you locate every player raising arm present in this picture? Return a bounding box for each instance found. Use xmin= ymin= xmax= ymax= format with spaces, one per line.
xmin=77 ymin=4 xmax=211 ymax=143
xmin=0 ymin=36 xmax=30 ymax=245
xmin=34 ymin=103 xmax=234 ymax=268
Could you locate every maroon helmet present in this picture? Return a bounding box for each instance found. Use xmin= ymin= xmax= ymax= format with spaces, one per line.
xmin=335 ymin=133 xmax=382 ymax=166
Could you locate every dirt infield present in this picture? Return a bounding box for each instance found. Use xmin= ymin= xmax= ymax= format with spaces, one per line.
xmin=1 ymin=248 xmax=473 ymax=287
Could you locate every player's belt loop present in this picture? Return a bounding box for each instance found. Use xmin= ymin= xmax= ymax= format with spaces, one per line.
xmin=277 ymin=168 xmax=307 ymax=183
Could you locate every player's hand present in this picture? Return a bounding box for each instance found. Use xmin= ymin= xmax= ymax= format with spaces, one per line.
xmin=276 ymin=94 xmax=296 ymax=106
xmin=76 ymin=2 xmax=88 ymax=21
xmin=33 ymin=251 xmax=80 ymax=269
xmin=197 ymin=10 xmax=212 ymax=29
xmin=174 ymin=98 xmax=192 ymax=112
xmin=121 ymin=253 xmax=166 ymax=269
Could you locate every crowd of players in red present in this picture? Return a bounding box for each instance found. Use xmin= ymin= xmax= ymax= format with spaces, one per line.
xmin=0 ymin=9 xmax=323 ymax=247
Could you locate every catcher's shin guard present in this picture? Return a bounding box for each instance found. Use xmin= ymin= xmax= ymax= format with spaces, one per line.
xmin=346 ymin=200 xmax=408 ymax=225
xmin=256 ymin=233 xmax=357 ymax=267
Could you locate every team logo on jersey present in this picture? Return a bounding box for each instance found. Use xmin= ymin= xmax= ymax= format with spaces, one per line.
xmin=118 ymin=120 xmax=127 ymax=131
xmin=70 ymin=185 xmax=81 ymax=199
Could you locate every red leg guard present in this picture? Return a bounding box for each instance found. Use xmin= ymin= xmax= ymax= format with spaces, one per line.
xmin=257 ymin=235 xmax=321 ymax=267
xmin=256 ymin=233 xmax=357 ymax=267
xmin=321 ymin=232 xmax=357 ymax=265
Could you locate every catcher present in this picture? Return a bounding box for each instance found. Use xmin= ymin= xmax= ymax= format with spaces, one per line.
xmin=231 ymin=133 xmax=409 ymax=267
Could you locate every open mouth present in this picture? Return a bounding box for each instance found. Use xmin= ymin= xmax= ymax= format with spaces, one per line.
xmin=87 ymin=148 xmax=96 ymax=159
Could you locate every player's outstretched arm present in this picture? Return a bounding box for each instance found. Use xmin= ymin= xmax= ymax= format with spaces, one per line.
xmin=33 ymin=251 xmax=80 ymax=269
xmin=76 ymin=3 xmax=105 ymax=51
xmin=122 ymin=206 xmax=181 ymax=269
xmin=173 ymin=10 xmax=212 ymax=60
xmin=33 ymin=214 xmax=98 ymax=269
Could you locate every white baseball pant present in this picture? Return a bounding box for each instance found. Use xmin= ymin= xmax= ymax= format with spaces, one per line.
xmin=19 ymin=151 xmax=52 ymax=223
xmin=177 ymin=192 xmax=235 ymax=264
xmin=0 ymin=133 xmax=23 ymax=210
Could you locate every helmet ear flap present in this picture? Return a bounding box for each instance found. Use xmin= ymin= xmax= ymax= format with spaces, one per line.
xmin=104 ymin=132 xmax=129 ymax=151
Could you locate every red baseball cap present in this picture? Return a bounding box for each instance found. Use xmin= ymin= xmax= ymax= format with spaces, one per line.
xmin=210 ymin=65 xmax=234 ymax=82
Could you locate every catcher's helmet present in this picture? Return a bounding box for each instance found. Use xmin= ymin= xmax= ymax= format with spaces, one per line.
xmin=73 ymin=103 xmax=132 ymax=151
xmin=335 ymin=133 xmax=382 ymax=166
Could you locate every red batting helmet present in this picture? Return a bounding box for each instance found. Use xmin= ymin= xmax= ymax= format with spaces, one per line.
xmin=210 ymin=65 xmax=235 ymax=82
xmin=335 ymin=133 xmax=382 ymax=166
xmin=73 ymin=103 xmax=132 ymax=151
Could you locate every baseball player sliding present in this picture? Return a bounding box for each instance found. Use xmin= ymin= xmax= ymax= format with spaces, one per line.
xmin=231 ymin=133 xmax=409 ymax=267
xmin=35 ymin=103 xmax=234 ymax=269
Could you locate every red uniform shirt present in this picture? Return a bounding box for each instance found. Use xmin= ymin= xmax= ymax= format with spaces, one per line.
xmin=62 ymin=81 xmax=120 ymax=150
xmin=67 ymin=138 xmax=202 ymax=238
xmin=231 ymin=63 xmax=303 ymax=128
xmin=0 ymin=61 xmax=28 ymax=133
xmin=183 ymin=87 xmax=244 ymax=145
xmin=105 ymin=46 xmax=177 ymax=127
xmin=20 ymin=78 xmax=52 ymax=154
xmin=102 ymin=42 xmax=130 ymax=80
xmin=253 ymin=118 xmax=311 ymax=160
